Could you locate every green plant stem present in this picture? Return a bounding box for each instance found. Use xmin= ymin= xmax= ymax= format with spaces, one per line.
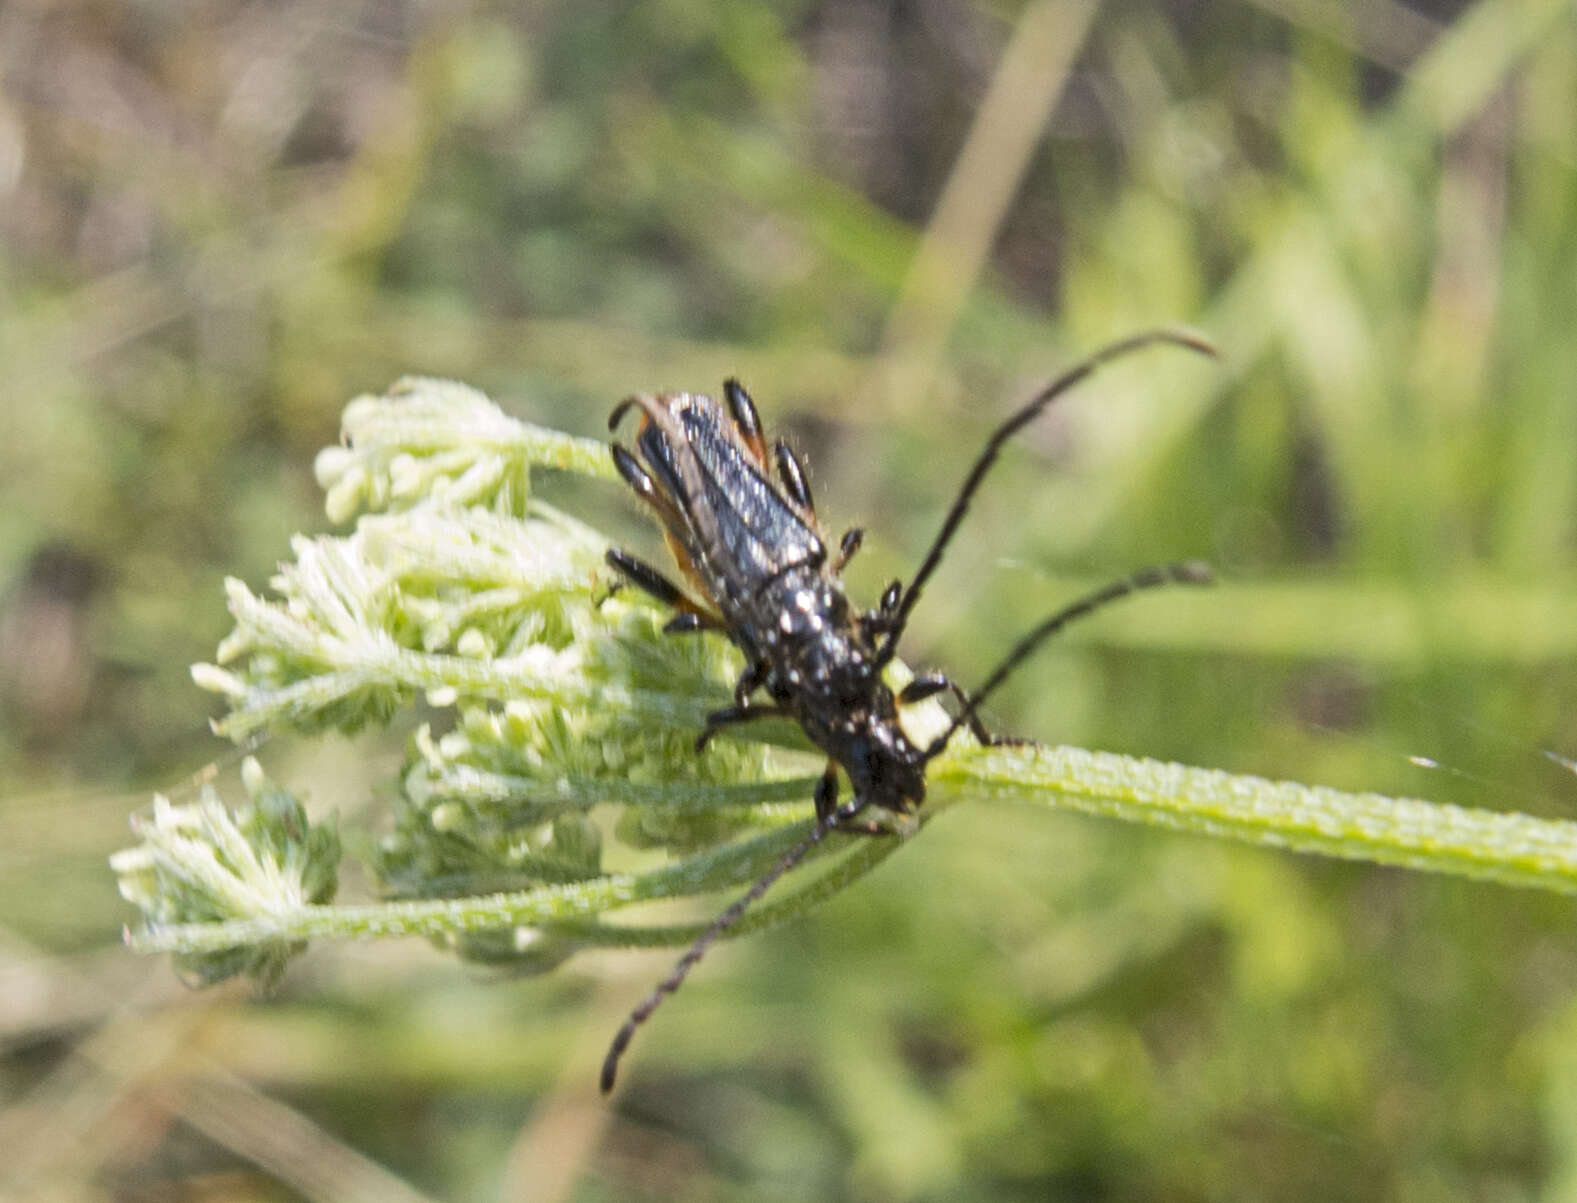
xmin=934 ymin=744 xmax=1577 ymax=891
xmin=537 ymin=832 xmax=906 ymax=948
xmin=129 ymin=806 xmax=857 ymax=955
xmin=130 ymin=742 xmax=1577 ymax=960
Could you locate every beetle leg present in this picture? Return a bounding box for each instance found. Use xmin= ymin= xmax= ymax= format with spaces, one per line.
xmin=897 ymin=673 xmax=950 ymax=705
xmin=605 ymin=549 xmax=725 ymax=631
xmin=812 ymin=766 xmax=890 ymax=835
xmin=723 ymin=378 xmax=770 ymax=467
xmin=665 ymin=611 xmax=725 ymax=635
xmin=861 ymin=578 xmax=904 ymax=636
xmin=832 ymin=528 xmax=863 ymax=573
xmin=606 ymin=548 xmax=688 ymax=608
xmin=611 ymin=443 xmax=692 ymax=537
xmin=611 ymin=443 xmax=660 ymax=505
xmin=695 ymin=705 xmax=787 ymax=753
xmin=813 ymin=762 xmax=839 ymax=821
xmin=732 ymin=660 xmax=767 ymax=707
xmin=941 ymin=678 xmax=1010 ymax=747
xmin=898 ymin=671 xmax=1017 ymax=747
xmin=695 ymin=704 xmax=789 ymax=753
xmin=773 ymin=439 xmax=815 ymax=514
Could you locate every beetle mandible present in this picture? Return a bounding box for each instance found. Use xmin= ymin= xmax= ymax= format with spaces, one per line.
xmin=600 ymin=328 xmax=1216 ymax=1092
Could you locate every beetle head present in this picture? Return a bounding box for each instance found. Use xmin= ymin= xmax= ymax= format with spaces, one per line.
xmin=845 ymin=715 xmax=927 ymax=812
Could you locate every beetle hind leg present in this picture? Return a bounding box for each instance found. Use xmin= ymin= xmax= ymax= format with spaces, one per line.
xmin=605 ymin=548 xmax=724 ymax=631
xmin=606 ymin=548 xmax=688 ymax=607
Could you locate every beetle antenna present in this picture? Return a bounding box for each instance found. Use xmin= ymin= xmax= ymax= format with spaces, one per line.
xmin=600 ymin=798 xmax=866 ymax=1094
xmin=924 ymin=561 xmax=1214 ymax=760
xmin=875 ymin=328 xmax=1216 ymax=668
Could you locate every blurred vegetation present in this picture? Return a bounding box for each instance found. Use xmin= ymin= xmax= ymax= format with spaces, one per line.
xmin=4 ymin=0 xmax=1577 ymax=1199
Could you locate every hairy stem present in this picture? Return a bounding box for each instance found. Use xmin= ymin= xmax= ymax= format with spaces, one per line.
xmin=935 ymin=744 xmax=1577 ymax=892
xmin=130 ymin=740 xmax=1577 ymax=963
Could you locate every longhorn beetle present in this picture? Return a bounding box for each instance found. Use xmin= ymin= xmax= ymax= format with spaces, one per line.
xmin=600 ymin=328 xmax=1216 ymax=1092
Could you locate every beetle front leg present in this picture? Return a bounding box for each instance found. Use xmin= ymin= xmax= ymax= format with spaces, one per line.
xmin=695 ymin=703 xmax=789 ymax=753
xmin=811 ymin=765 xmax=889 ymax=835
xmin=861 ymin=579 xmax=903 ymax=637
xmin=898 ymin=672 xmax=1028 ymax=747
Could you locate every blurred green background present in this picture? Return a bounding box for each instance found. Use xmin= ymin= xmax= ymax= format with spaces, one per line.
xmin=5 ymin=0 xmax=1577 ymax=1199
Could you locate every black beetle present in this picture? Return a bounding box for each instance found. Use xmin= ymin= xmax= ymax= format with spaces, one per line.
xmin=600 ymin=328 xmax=1215 ymax=1091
